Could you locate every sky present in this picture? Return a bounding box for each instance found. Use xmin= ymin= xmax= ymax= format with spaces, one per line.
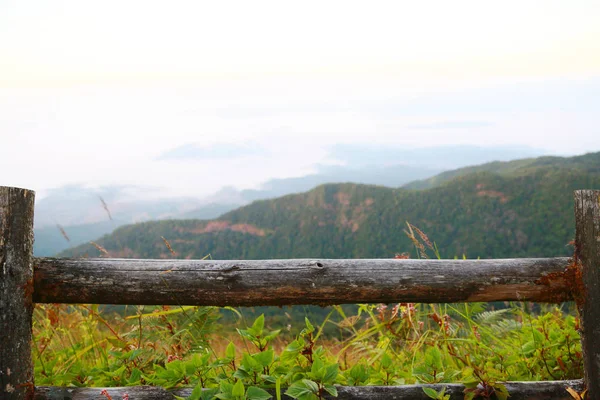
xmin=1 ymin=0 xmax=599 ymax=199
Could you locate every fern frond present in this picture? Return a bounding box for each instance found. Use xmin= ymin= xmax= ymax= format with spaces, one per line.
xmin=474 ymin=308 xmax=513 ymax=324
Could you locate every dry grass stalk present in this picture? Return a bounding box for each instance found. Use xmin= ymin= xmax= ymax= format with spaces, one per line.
xmin=161 ymin=236 xmax=176 ymax=256
xmin=56 ymin=224 xmax=70 ymax=242
xmin=409 ymin=223 xmax=434 ymax=251
xmin=99 ymin=196 xmax=113 ymax=220
xmin=404 ymin=222 xmax=428 ymax=259
xmin=90 ymin=241 xmax=109 ymax=257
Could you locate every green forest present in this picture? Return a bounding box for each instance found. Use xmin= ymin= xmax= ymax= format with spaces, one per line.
xmin=35 ymin=152 xmax=599 ymax=399
xmin=63 ymin=152 xmax=600 ymax=261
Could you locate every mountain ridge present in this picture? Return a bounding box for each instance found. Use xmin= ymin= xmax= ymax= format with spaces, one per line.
xmin=61 ymin=151 xmax=600 ymax=260
xmin=403 ymin=151 xmax=600 ymax=190
xmin=34 ymin=145 xmax=550 ymax=256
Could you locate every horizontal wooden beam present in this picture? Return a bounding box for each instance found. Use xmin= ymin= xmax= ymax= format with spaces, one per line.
xmin=33 ymin=257 xmax=573 ymax=306
xmin=34 ymin=380 xmax=585 ymax=399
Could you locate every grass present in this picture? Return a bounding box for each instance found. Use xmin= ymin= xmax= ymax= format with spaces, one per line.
xmin=33 ymin=300 xmax=583 ymax=399
xmin=37 ymin=209 xmax=585 ymax=399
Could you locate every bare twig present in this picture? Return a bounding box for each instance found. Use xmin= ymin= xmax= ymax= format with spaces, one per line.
xmin=90 ymin=241 xmax=109 ymax=257
xmin=161 ymin=236 xmax=176 ymax=256
xmin=56 ymin=224 xmax=70 ymax=242
xmin=99 ymin=196 xmax=113 ymax=220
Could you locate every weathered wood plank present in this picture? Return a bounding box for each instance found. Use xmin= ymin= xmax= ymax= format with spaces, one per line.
xmin=575 ymin=190 xmax=600 ymax=398
xmin=1 ymin=186 xmax=35 ymax=400
xmin=33 ymin=257 xmax=572 ymax=306
xmin=34 ymin=380 xmax=585 ymax=400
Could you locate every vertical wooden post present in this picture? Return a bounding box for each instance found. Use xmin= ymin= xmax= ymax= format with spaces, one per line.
xmin=575 ymin=190 xmax=600 ymax=398
xmin=0 ymin=186 xmax=35 ymax=400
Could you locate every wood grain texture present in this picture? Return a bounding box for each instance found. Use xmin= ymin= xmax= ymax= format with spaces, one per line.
xmin=33 ymin=257 xmax=572 ymax=306
xmin=1 ymin=186 xmax=35 ymax=400
xmin=575 ymin=190 xmax=600 ymax=398
xmin=34 ymin=380 xmax=584 ymax=400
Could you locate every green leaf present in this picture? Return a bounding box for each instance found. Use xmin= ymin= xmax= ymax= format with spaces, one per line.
xmin=128 ymin=348 xmax=144 ymax=360
xmin=462 ymin=380 xmax=480 ymax=389
xmin=233 ymin=368 xmax=251 ymax=380
xmin=220 ymin=381 xmax=234 ymax=395
xmin=494 ymin=384 xmax=509 ymax=400
xmin=189 ymin=383 xmax=203 ymax=400
xmin=532 ymin=329 xmax=545 ymax=343
xmin=252 ymin=314 xmax=265 ymax=335
xmin=246 ymin=386 xmax=272 ymax=400
xmin=464 ymin=391 xmax=476 ymax=400
xmin=264 ymin=330 xmax=281 ymax=343
xmin=238 ymin=329 xmax=257 ymax=341
xmin=226 ymin=342 xmax=236 ymax=359
xmin=323 ymin=385 xmax=337 ymax=397
xmin=303 ymin=318 xmax=315 ymax=334
xmin=380 ymin=354 xmax=393 ymax=369
xmin=423 ymin=387 xmax=440 ymax=399
xmin=302 ymin=379 xmax=320 ymax=394
xmin=232 ymin=380 xmax=245 ymax=398
xmin=128 ymin=368 xmax=142 ymax=384
xmin=242 ymin=354 xmax=262 ymax=372
xmin=425 ymin=347 xmax=443 ymax=370
xmin=201 ymin=388 xmax=220 ymax=400
xmin=323 ymin=363 xmax=339 ymax=384
xmin=310 ymin=357 xmax=324 ymax=379
xmin=460 ymin=367 xmax=474 ymax=379
xmin=348 ymin=364 xmax=368 ymax=384
xmin=253 ymin=349 xmax=274 ymax=368
xmin=522 ymin=340 xmax=536 ymax=355
xmin=285 ymin=383 xmax=313 ymax=399
xmin=281 ymin=339 xmax=304 ymax=362
xmin=165 ymin=359 xmax=184 ymax=372
xmin=285 ymin=339 xmax=304 ymax=353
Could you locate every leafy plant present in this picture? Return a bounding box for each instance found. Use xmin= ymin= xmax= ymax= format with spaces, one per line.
xmin=423 ymin=386 xmax=450 ymax=400
xmin=34 ymin=225 xmax=585 ymax=399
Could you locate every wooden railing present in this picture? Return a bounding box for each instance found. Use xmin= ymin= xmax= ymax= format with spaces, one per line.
xmin=1 ymin=186 xmax=599 ymax=399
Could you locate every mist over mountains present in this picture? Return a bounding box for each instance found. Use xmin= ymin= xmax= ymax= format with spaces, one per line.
xmin=59 ymin=150 xmax=600 ymax=261
xmin=34 ymin=144 xmax=574 ymax=257
xmin=62 ymin=153 xmax=600 ymax=259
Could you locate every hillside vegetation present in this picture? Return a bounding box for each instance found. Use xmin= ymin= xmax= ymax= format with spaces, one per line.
xmin=42 ymin=152 xmax=596 ymax=396
xmin=62 ymin=152 xmax=600 ymax=260
xmin=404 ymin=151 xmax=600 ymax=190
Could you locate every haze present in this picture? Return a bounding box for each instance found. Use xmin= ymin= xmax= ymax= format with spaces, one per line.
xmin=1 ymin=0 xmax=599 ymax=198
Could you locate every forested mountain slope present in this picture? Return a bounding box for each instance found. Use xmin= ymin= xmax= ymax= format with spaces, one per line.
xmin=62 ymin=152 xmax=600 ymax=260
xmin=404 ymin=151 xmax=600 ymax=190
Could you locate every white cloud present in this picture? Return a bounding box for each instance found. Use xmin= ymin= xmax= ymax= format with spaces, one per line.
xmin=1 ymin=79 xmax=598 ymax=199
xmin=0 ymin=1 xmax=599 ymax=197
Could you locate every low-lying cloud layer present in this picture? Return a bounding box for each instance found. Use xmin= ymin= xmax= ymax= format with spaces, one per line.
xmin=1 ymin=78 xmax=598 ymax=199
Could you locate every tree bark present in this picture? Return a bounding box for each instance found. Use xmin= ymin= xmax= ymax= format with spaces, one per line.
xmin=0 ymin=186 xmax=35 ymax=400
xmin=34 ymin=380 xmax=585 ymax=400
xmin=574 ymin=190 xmax=600 ymax=398
xmin=34 ymin=257 xmax=572 ymax=306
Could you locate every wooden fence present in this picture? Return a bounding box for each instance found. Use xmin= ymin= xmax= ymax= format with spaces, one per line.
xmin=1 ymin=186 xmax=599 ymax=399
